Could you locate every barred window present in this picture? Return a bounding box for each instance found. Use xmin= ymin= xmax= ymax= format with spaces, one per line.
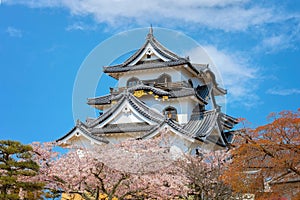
xmin=127 ymin=77 xmax=139 ymax=87
xmin=158 ymin=73 xmax=171 ymax=83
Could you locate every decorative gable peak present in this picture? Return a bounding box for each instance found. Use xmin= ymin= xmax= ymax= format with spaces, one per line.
xmin=124 ymin=27 xmax=184 ymax=66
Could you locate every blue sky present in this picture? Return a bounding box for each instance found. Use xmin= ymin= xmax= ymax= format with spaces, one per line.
xmin=0 ymin=0 xmax=299 ymax=144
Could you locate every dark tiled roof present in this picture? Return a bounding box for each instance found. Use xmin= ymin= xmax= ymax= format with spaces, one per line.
xmin=220 ymin=113 xmax=238 ymax=130
xmin=88 ymin=85 xmax=209 ymax=106
xmin=169 ymin=87 xmax=208 ymax=104
xmin=91 ymin=122 xmax=156 ymax=134
xmin=56 ymin=121 xmax=109 ymax=144
xmin=169 ymin=88 xmax=193 ymax=97
xmin=87 ymin=94 xmax=111 ymax=105
xmin=87 ymin=93 xmax=123 ymax=106
xmin=103 ymin=59 xmax=190 ymax=73
xmin=118 ymin=29 xmax=182 ymax=67
xmin=127 ymin=93 xmax=165 ymax=123
xmin=166 ymin=119 xmax=190 ymax=135
xmin=103 ymin=29 xmax=201 ymax=75
xmin=141 ymin=110 xmax=221 ymax=141
xmin=183 ymin=110 xmax=219 ymax=138
xmin=88 ymin=92 xmax=165 ymax=128
xmin=61 ymin=90 xmax=236 ymax=148
xmin=88 ymin=96 xmax=127 ymax=127
xmin=140 ymin=123 xmax=162 ymax=138
xmin=128 ymin=84 xmax=170 ymax=96
xmin=85 ymin=90 xmax=232 ymax=145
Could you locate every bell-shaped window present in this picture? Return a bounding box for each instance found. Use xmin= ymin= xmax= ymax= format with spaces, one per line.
xmin=127 ymin=77 xmax=139 ymax=87
xmin=157 ymin=73 xmax=172 ymax=84
xmin=146 ymin=48 xmax=152 ymax=59
xmin=163 ymin=106 xmax=177 ymax=121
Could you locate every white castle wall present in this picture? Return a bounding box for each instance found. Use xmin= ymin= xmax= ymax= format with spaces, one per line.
xmin=140 ymin=95 xmax=198 ymax=124
xmin=180 ymin=70 xmax=203 ymax=87
xmin=118 ymin=67 xmax=203 ymax=88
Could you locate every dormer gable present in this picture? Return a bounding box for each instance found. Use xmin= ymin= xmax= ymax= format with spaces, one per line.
xmin=123 ymin=27 xmax=183 ymax=67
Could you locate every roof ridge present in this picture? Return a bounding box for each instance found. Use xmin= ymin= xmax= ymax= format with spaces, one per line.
xmin=56 ymin=122 xmax=109 ymax=144
xmin=127 ymin=93 xmax=164 ymax=123
xmin=88 ymin=95 xmax=126 ymax=127
xmin=128 ymin=84 xmax=170 ymax=96
xmin=106 ymin=28 xmax=184 ymax=69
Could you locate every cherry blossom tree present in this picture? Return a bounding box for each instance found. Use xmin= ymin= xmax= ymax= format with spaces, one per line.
xmin=179 ymin=150 xmax=235 ymax=200
xmin=30 ymin=132 xmax=241 ymax=199
xmin=31 ymin=135 xmax=190 ymax=199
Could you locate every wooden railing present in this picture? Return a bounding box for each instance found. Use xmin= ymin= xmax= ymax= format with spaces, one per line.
xmin=110 ymin=81 xmax=191 ymax=95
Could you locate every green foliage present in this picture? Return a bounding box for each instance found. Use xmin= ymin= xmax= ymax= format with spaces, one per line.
xmin=0 ymin=140 xmax=44 ymax=200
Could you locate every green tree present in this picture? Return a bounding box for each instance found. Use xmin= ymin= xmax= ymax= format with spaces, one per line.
xmin=0 ymin=140 xmax=44 ymax=200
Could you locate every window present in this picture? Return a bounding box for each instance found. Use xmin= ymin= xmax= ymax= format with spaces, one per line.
xmin=163 ymin=106 xmax=177 ymax=121
xmin=188 ymin=79 xmax=193 ymax=88
xmin=157 ymin=73 xmax=172 ymax=84
xmin=127 ymin=77 xmax=139 ymax=87
xmin=146 ymin=48 xmax=152 ymax=59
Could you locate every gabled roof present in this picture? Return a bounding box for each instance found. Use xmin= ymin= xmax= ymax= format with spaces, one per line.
xmin=87 ymin=92 xmax=165 ymax=129
xmin=127 ymin=92 xmax=164 ymax=124
xmin=87 ymin=95 xmax=127 ymax=127
xmin=119 ymin=27 xmax=182 ymax=66
xmin=141 ymin=109 xmax=235 ymax=147
xmin=59 ymin=90 xmax=237 ymax=148
xmin=56 ymin=120 xmax=109 ymax=145
xmin=103 ymin=28 xmax=201 ymax=78
xmin=91 ymin=123 xmax=156 ymax=134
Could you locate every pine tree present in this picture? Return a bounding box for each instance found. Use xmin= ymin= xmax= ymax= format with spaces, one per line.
xmin=0 ymin=140 xmax=44 ymax=200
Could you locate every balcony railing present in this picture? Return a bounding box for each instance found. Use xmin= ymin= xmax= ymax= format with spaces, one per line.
xmin=110 ymin=81 xmax=191 ymax=95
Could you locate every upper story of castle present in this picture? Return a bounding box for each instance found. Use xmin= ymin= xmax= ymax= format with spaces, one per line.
xmin=102 ymin=27 xmax=226 ymax=97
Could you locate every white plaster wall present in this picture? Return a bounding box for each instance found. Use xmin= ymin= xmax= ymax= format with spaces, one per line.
xmin=180 ymin=70 xmax=203 ymax=87
xmin=68 ymin=135 xmax=103 ymax=148
xmin=118 ymin=67 xmax=204 ymax=89
xmin=110 ymin=111 xmax=144 ymax=124
xmin=129 ymin=43 xmax=170 ymax=66
xmin=118 ymin=68 xmax=185 ymax=88
xmin=139 ymin=95 xmax=197 ymax=124
xmin=105 ymin=132 xmax=145 ymax=144
xmin=160 ymin=130 xmax=201 ymax=154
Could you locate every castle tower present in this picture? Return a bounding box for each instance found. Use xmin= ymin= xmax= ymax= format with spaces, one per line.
xmin=57 ymin=28 xmax=238 ymax=152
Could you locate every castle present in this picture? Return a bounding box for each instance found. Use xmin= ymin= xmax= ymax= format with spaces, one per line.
xmin=57 ymin=28 xmax=237 ymax=153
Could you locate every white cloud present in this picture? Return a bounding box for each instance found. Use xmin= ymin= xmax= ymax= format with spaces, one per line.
xmin=187 ymin=45 xmax=259 ymax=107
xmin=267 ymin=88 xmax=300 ymax=96
xmin=2 ymin=0 xmax=290 ymax=32
xmin=3 ymin=0 xmax=61 ymax=7
xmin=65 ymin=22 xmax=97 ymax=31
xmin=6 ymin=26 xmax=23 ymax=37
xmin=255 ymin=33 xmax=296 ymax=53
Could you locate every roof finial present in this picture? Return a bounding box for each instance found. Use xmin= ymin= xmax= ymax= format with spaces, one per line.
xmin=147 ymin=25 xmax=153 ymax=39
xmin=149 ymin=24 xmax=153 ymax=35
